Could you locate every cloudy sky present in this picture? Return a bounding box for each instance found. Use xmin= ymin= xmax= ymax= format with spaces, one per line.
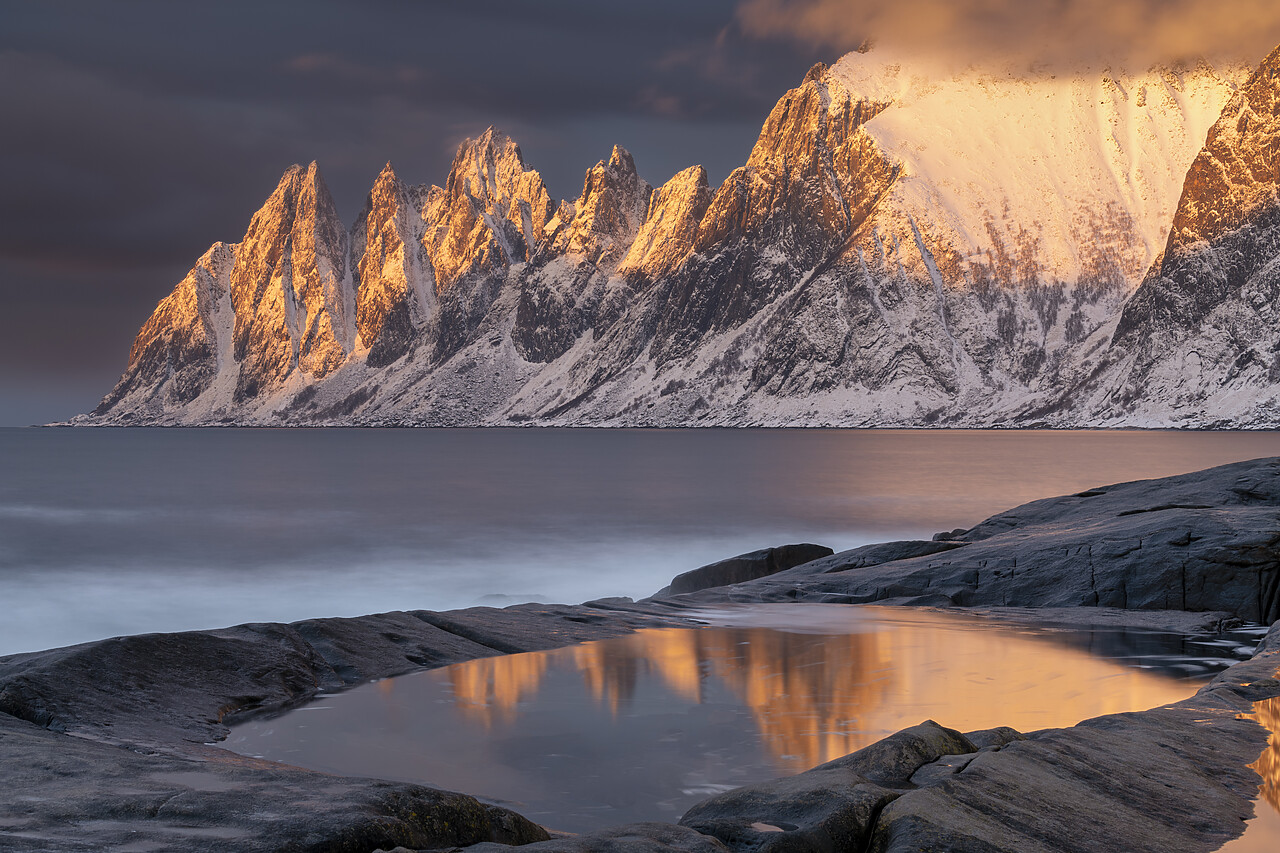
xmin=3 ymin=0 xmax=1279 ymax=425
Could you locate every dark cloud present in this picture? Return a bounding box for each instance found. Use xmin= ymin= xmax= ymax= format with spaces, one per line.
xmin=736 ymin=0 xmax=1280 ymax=70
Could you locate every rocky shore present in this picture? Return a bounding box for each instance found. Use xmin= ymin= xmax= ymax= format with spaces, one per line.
xmin=4 ymin=458 xmax=1280 ymax=852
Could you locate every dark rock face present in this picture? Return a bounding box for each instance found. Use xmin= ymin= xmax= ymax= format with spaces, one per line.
xmin=462 ymin=823 xmax=730 ymax=853
xmin=653 ymin=544 xmax=834 ymax=597
xmin=650 ymin=74 xmax=897 ymax=364
xmin=680 ymin=721 xmax=973 ymax=853
xmin=681 ymin=458 xmax=1280 ymax=623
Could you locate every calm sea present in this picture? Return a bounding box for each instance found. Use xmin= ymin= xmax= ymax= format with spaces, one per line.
xmin=4 ymin=427 xmax=1280 ymax=656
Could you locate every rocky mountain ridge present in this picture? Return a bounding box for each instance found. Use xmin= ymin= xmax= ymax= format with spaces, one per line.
xmin=82 ymin=47 xmax=1280 ymax=427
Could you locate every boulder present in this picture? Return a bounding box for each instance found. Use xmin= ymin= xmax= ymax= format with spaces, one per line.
xmin=653 ymin=544 xmax=834 ymax=597
xmin=679 ymin=722 xmax=975 ymax=853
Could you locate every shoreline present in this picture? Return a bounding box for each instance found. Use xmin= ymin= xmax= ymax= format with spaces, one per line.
xmin=5 ymin=458 xmax=1280 ymax=851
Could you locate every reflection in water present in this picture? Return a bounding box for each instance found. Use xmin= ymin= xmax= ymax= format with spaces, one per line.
xmin=451 ymin=652 xmax=550 ymax=729
xmin=440 ymin=611 xmax=1199 ymax=773
xmin=1215 ymin=690 xmax=1280 ymax=852
xmin=1251 ymin=696 xmax=1280 ymax=815
xmin=451 ymin=627 xmax=893 ymax=771
xmin=229 ymin=606 xmax=1221 ymax=831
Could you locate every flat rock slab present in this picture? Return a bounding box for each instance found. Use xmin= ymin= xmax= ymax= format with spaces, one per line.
xmin=0 ymin=711 xmax=548 ymax=853
xmin=0 ymin=604 xmax=689 ymax=749
xmin=673 ymin=458 xmax=1280 ymax=623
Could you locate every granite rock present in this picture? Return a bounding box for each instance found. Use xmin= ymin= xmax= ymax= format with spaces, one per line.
xmin=652 ymin=544 xmax=834 ymax=597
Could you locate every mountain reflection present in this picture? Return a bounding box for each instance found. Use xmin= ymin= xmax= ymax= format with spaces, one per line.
xmin=1249 ymin=695 xmax=1280 ymax=814
xmin=443 ymin=614 xmax=1193 ymax=772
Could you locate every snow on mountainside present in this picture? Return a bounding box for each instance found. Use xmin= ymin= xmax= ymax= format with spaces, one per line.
xmin=82 ymin=49 xmax=1257 ymax=427
xmin=1062 ymin=45 xmax=1280 ymax=427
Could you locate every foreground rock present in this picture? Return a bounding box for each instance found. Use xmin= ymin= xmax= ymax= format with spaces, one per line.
xmin=0 ymin=712 xmax=548 ymax=853
xmin=677 ymin=625 xmax=1280 ymax=853
xmin=663 ymin=457 xmax=1280 ymax=623
xmin=0 ymin=604 xmax=692 ymax=851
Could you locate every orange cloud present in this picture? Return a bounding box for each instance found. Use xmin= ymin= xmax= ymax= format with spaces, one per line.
xmin=736 ymin=0 xmax=1280 ymax=70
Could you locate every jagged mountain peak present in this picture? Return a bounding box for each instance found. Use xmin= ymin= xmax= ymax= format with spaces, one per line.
xmin=1163 ymin=45 xmax=1280 ymax=253
xmin=803 ymin=61 xmax=828 ymax=84
xmin=228 ymin=156 xmax=353 ymax=401
xmin=606 ymin=145 xmax=637 ymax=175
xmin=552 ymin=145 xmax=652 ymax=267
xmin=618 ymin=164 xmax=710 ymax=277
xmin=84 ymin=40 xmax=1280 ymax=429
xmin=445 ymin=126 xmax=533 ymax=204
xmin=422 ymin=126 xmax=558 ymax=282
xmin=366 ymin=162 xmax=407 ymax=210
xmin=1072 ymin=43 xmax=1280 ymax=426
xmin=352 ymin=155 xmax=433 ymax=368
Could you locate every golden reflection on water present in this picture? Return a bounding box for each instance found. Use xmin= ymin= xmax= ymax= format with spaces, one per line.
xmin=1215 ymin=686 xmax=1280 ymax=852
xmin=438 ymin=611 xmax=1196 ymax=772
xmin=449 ymin=650 xmax=549 ymax=728
xmin=1247 ymin=696 xmax=1280 ymax=814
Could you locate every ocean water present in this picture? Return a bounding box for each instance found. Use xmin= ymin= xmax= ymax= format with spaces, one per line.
xmin=4 ymin=427 xmax=1280 ymax=656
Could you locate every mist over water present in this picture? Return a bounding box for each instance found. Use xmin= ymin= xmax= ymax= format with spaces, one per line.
xmin=5 ymin=427 xmax=1280 ymax=656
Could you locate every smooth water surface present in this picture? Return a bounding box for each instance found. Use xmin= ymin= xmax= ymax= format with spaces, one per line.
xmin=5 ymin=427 xmax=1280 ymax=654
xmin=226 ymin=604 xmax=1252 ymax=833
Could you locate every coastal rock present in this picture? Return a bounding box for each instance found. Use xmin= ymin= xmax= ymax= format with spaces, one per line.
xmin=653 ymin=544 xmax=834 ymax=597
xmin=0 ymin=605 xmax=686 ymax=749
xmin=0 ymin=710 xmax=548 ymax=853
xmin=679 ymin=721 xmax=974 ymax=853
xmin=683 ymin=458 xmax=1280 ymax=623
xmin=0 ymin=604 xmax=688 ymax=852
xmin=681 ymin=630 xmax=1280 ymax=853
xmin=866 ymin=702 xmax=1268 ymax=853
xmin=461 ymin=823 xmax=729 ymax=853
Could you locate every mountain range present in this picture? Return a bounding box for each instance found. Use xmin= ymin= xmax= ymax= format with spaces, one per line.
xmin=80 ymin=45 xmax=1280 ymax=427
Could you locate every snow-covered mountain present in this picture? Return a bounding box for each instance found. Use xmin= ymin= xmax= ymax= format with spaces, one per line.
xmin=84 ymin=48 xmax=1264 ymax=426
xmin=1058 ymin=45 xmax=1280 ymax=427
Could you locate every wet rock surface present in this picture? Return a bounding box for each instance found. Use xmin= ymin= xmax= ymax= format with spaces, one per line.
xmin=4 ymin=459 xmax=1280 ymax=851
